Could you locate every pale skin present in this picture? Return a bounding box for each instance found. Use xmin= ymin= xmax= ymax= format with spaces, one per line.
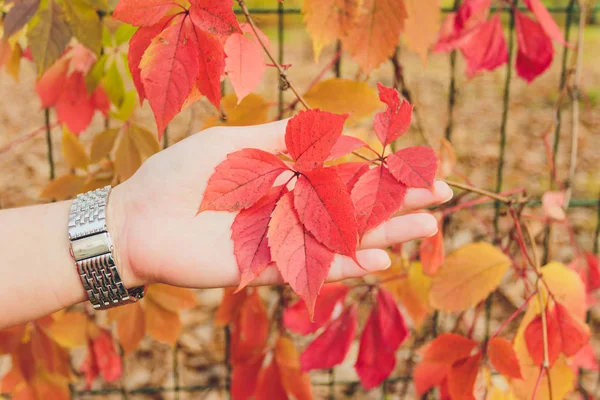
xmin=0 ymin=120 xmax=453 ymax=329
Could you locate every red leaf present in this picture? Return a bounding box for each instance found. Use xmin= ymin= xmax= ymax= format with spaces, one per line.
xmin=455 ymin=0 xmax=492 ymax=30
xmin=460 ymin=15 xmax=508 ymax=78
xmin=327 ymin=135 xmax=368 ymax=161
xmin=128 ymin=21 xmax=167 ymax=104
xmin=387 ymin=146 xmax=438 ymax=189
xmin=351 ymin=165 xmax=407 ymax=237
xmin=294 ymin=167 xmax=358 ymax=257
xmin=268 ymin=192 xmax=335 ymax=318
xmin=523 ymin=0 xmax=568 ymax=46
xmin=376 ymin=289 xmax=409 ymax=350
xmin=422 ymin=333 xmax=478 ymax=365
xmin=487 ymin=337 xmax=522 ymax=379
xmin=188 ymin=23 xmax=226 ymax=108
xmin=373 ymin=83 xmax=413 ymax=147
xmin=333 ymin=162 xmax=370 ymax=191
xmin=35 ymin=56 xmax=69 ymax=107
xmin=300 ymin=304 xmax=357 ymax=371
xmin=414 ymin=361 xmax=450 ymax=395
xmin=285 ymin=109 xmax=348 ymax=172
xmin=420 ymin=224 xmax=444 ymax=275
xmin=198 ymin=148 xmax=288 ymax=212
xmin=283 ymin=282 xmax=349 ymax=335
xmin=254 ymin=358 xmax=287 ymax=400
xmin=354 ymin=289 xmax=408 ymax=389
xmin=524 ymin=306 xmax=561 ymax=366
xmin=232 ymin=185 xmax=287 ymax=291
xmin=140 ymin=16 xmax=200 ymax=136
xmin=515 ymin=11 xmax=553 ymax=83
xmin=231 ymin=354 xmax=265 ymax=400
xmin=56 ymin=73 xmax=96 ymax=134
xmin=189 ymin=0 xmax=241 ymax=42
xmin=224 ymin=32 xmax=265 ymax=103
xmin=82 ymin=329 xmax=122 ymax=388
xmin=113 ymin=0 xmax=177 ymax=27
xmin=584 ymin=252 xmax=600 ymax=291
xmin=554 ymin=302 xmax=590 ymax=357
xmin=447 ymin=353 xmax=481 ymax=400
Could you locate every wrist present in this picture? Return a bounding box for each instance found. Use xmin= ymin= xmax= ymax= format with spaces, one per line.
xmin=106 ymin=183 xmax=147 ymax=288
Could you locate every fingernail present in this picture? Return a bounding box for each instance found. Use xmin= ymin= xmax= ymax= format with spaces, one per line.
xmin=435 ymin=181 xmax=454 ymax=202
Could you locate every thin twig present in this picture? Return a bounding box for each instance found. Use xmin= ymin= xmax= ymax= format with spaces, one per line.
xmin=563 ymin=1 xmax=587 ymax=209
xmin=444 ymin=179 xmax=513 ymax=204
xmin=236 ymin=0 xmax=309 ymax=110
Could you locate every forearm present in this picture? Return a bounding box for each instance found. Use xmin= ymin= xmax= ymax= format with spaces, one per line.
xmin=0 ymin=201 xmax=86 ymax=328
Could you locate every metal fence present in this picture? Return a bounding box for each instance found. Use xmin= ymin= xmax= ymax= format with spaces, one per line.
xmin=2 ymin=0 xmax=600 ymax=399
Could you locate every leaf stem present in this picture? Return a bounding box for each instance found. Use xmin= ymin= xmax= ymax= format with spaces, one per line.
xmin=236 ymin=0 xmax=310 ymax=111
xmin=45 ymin=108 xmax=55 ymax=180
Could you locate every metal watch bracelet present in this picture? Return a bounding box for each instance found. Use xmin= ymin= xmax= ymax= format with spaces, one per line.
xmin=68 ymin=186 xmax=146 ymax=309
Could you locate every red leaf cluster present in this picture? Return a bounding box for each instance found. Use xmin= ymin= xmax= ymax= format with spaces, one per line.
xmin=115 ymin=0 xmax=241 ymax=136
xmin=524 ymin=301 xmax=591 ymax=367
xmin=435 ymin=0 xmax=567 ymax=82
xmin=198 ymin=83 xmax=438 ymax=317
xmin=35 ymin=46 xmax=109 ymax=134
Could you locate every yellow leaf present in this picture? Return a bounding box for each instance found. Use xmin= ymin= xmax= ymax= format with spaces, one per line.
xmin=303 ymin=0 xmax=358 ymax=61
xmin=40 ymin=174 xmax=85 ymax=199
xmin=44 ymin=312 xmax=88 ymax=348
xmin=5 ymin=42 xmax=22 ymax=80
xmin=540 ymin=261 xmax=586 ymax=320
xmin=103 ymin=60 xmax=125 ymax=106
xmin=403 ymin=0 xmax=440 ymax=64
xmin=378 ymin=258 xmax=432 ymax=328
xmin=26 ymin=0 xmax=72 ymax=75
xmin=304 ymin=78 xmax=382 ymax=121
xmin=114 ymin=126 xmax=141 ymax=181
xmin=341 ymin=0 xmax=407 ymax=74
xmin=61 ymin=129 xmax=89 ymax=170
xmin=129 ymin=124 xmax=160 ymax=159
xmin=110 ymin=89 xmax=138 ymax=121
xmin=145 ymin=298 xmax=181 ymax=345
xmin=90 ymin=127 xmax=119 ymax=164
xmin=512 ymin=306 xmax=574 ymax=399
xmin=222 ymin=93 xmax=269 ymax=126
xmin=82 ymin=177 xmax=113 ymax=193
xmin=108 ymin=302 xmax=145 ymax=354
xmin=429 ymin=242 xmax=511 ymax=312
xmin=146 ymin=284 xmax=196 ymax=313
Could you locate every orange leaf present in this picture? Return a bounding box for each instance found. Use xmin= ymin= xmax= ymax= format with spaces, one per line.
xmin=145 ymin=284 xmax=196 ymax=313
xmin=487 ymin=337 xmax=522 ymax=379
xmin=230 ymin=290 xmax=269 ymax=364
xmin=0 ymin=325 xmax=26 ymax=354
xmin=420 ymin=223 xmax=444 ymax=275
xmin=144 ymin=297 xmax=181 ymax=345
xmin=275 ymin=337 xmax=313 ymax=400
xmin=523 ymin=306 xmax=561 ymax=366
xmin=403 ymin=0 xmax=440 ymax=63
xmin=110 ymin=302 xmax=146 ymax=355
xmin=255 ymin=357 xmax=287 ymax=400
xmin=342 ymin=0 xmax=407 ymax=74
xmin=554 ymin=302 xmax=590 ymax=357
xmin=44 ymin=311 xmax=89 ymax=348
xmin=216 ymin=288 xmax=248 ymax=326
xmin=414 ymin=361 xmax=449 ymax=395
xmin=422 ymin=333 xmax=478 ymax=365
xmin=447 ymin=353 xmax=481 ymax=400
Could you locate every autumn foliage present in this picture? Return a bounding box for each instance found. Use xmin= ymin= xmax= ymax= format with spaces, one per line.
xmin=0 ymin=0 xmax=597 ymax=399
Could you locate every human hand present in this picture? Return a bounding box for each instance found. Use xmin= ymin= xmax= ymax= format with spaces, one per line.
xmin=108 ymin=120 xmax=453 ymax=289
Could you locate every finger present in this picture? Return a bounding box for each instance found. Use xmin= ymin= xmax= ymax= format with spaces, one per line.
xmin=225 ymin=119 xmax=288 ymax=153
xmin=360 ymin=213 xmax=438 ymax=249
xmin=250 ymin=249 xmax=390 ymax=286
xmin=401 ymin=180 xmax=453 ymax=214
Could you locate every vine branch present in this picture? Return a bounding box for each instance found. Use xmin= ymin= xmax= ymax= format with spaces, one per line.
xmin=236 ymin=0 xmax=310 ymax=110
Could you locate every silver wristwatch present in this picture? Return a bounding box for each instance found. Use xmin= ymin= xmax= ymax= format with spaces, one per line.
xmin=68 ymin=186 xmax=146 ymax=309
